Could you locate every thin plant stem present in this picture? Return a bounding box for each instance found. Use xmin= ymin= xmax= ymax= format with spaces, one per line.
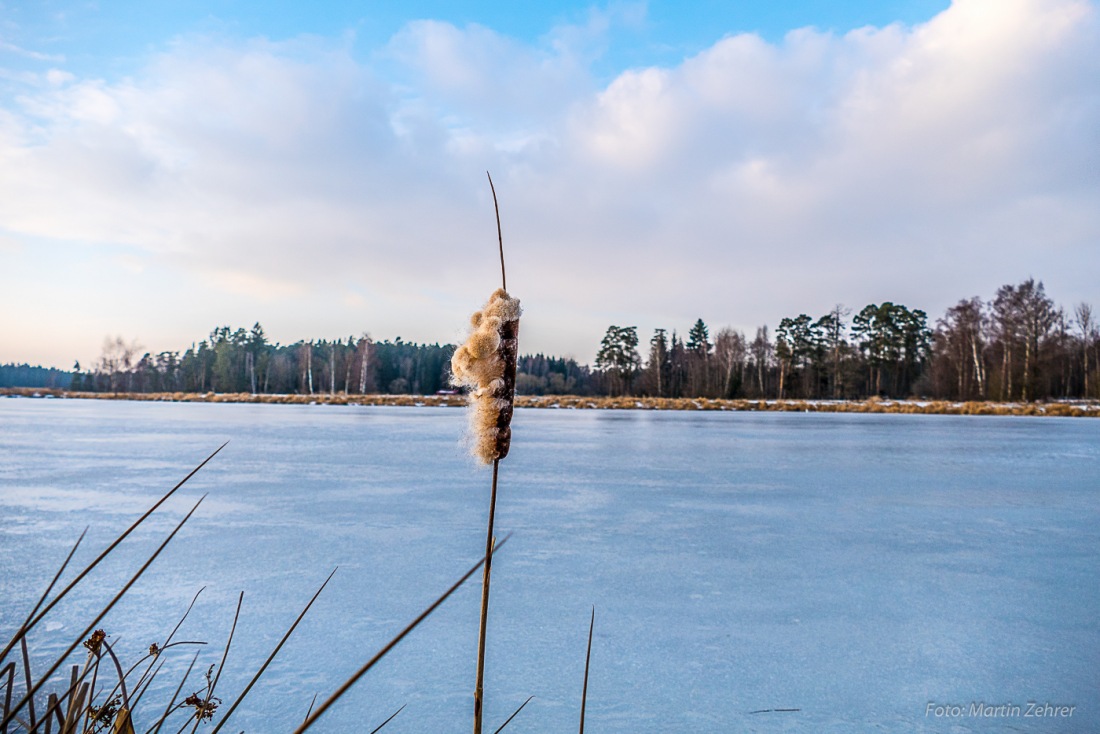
xmin=487 ymin=171 xmax=505 ymax=291
xmin=127 ymin=642 xmax=206 ymax=716
xmin=0 ymin=443 xmax=226 ymax=667
xmin=101 ymin=639 xmax=131 ymax=712
xmin=188 ymin=591 xmax=242 ymax=734
xmin=18 ymin=638 xmax=35 ymax=729
xmin=41 ymin=694 xmax=60 ymax=734
xmin=472 ymin=459 xmax=501 ymax=734
xmin=119 ymin=588 xmax=207 ymax=710
xmin=302 ymin=694 xmax=318 ymax=725
xmin=579 ymin=606 xmax=595 ymax=734
xmin=493 ymin=695 xmax=534 ymax=734
xmin=1 ymin=496 xmax=206 ymax=731
xmin=84 ymin=646 xmax=102 ymax=732
xmin=24 ymin=664 xmax=86 ymax=734
xmin=2 ymin=661 xmax=14 ymax=734
xmin=293 ymin=538 xmax=509 ymax=734
xmin=368 ymin=703 xmax=406 ymax=733
xmin=147 ymin=651 xmax=200 ymax=734
xmin=210 ymin=570 xmax=336 ymax=734
xmin=1 ymin=528 xmax=86 ymax=668
xmin=65 ymin=682 xmax=89 ymax=734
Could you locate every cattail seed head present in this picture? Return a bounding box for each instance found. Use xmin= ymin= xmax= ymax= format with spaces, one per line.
xmin=451 ymin=288 xmax=521 ymax=463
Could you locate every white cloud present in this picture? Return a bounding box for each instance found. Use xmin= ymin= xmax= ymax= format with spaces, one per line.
xmin=205 ymin=268 xmax=306 ymax=301
xmin=384 ymin=18 xmax=594 ymax=142
xmin=0 ymin=232 xmax=22 ymax=252
xmin=0 ymin=39 xmax=64 ymax=63
xmin=0 ymin=0 xmax=1097 ymax=367
xmin=45 ymin=69 xmax=74 ymax=86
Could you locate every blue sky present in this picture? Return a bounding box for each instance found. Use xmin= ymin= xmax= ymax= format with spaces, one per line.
xmin=4 ymin=1 xmax=951 ymax=70
xmin=1 ymin=0 xmax=1097 ymax=369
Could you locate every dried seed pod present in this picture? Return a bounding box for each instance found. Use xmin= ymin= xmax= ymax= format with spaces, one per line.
xmin=451 ymin=288 xmax=521 ymax=463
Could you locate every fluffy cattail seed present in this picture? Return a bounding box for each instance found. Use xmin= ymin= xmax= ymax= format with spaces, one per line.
xmin=451 ymin=288 xmax=521 ymax=463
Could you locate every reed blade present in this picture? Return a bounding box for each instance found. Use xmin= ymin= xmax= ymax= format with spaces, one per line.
xmin=367 ymin=703 xmax=406 ymax=733
xmin=210 ymin=570 xmax=336 ymax=734
xmin=147 ymin=651 xmax=200 ymax=734
xmin=301 ymin=694 xmax=318 ymax=726
xmin=18 ymin=637 xmax=35 ymax=729
xmin=42 ymin=694 xmax=60 ymax=734
xmin=579 ymin=606 xmax=595 ymax=734
xmin=188 ymin=592 xmax=242 ymax=734
xmin=1 ymin=661 xmax=14 ymax=734
xmin=493 ymin=695 xmax=534 ymax=734
xmin=0 ymin=528 xmax=86 ymax=669
xmin=0 ymin=443 xmax=226 ymax=667
xmin=292 ymin=536 xmax=511 ymax=734
xmin=1 ymin=496 xmax=206 ymax=731
xmin=486 ymin=171 xmax=505 ymax=291
xmin=121 ymin=587 xmax=207 ymax=710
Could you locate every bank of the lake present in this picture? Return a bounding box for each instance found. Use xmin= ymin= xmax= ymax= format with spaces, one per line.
xmin=3 ymin=387 xmax=1099 ymax=417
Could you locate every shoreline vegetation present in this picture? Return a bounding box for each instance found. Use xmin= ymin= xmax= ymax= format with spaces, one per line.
xmin=4 ymin=387 xmax=1099 ymax=417
xmin=7 ymin=279 xmax=1099 ymax=406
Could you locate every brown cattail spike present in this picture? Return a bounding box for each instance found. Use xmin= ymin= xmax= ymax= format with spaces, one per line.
xmin=494 ymin=316 xmax=520 ymax=458
xmin=451 ymin=288 xmax=521 ymax=463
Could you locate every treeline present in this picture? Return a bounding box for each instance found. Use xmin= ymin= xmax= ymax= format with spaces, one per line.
xmin=66 ymin=325 xmax=595 ymax=398
xmin=0 ymin=363 xmax=72 ymax=389
xmin=588 ymin=279 xmax=1098 ymax=402
xmin=19 ymin=278 xmax=1100 ymax=403
xmin=71 ymin=327 xmax=456 ymax=396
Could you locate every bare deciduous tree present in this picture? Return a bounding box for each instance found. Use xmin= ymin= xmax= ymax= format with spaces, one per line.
xmin=714 ymin=327 xmax=746 ymax=399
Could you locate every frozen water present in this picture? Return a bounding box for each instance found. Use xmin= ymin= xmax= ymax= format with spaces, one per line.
xmin=1 ymin=398 xmax=1097 ymax=732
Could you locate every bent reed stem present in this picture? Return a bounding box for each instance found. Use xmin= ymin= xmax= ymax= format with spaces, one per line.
xmin=487 ymin=171 xmax=505 ymax=292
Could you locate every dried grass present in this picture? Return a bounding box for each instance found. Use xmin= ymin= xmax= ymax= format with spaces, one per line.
xmin=513 ymin=394 xmax=1100 ymax=417
xmin=1 ymin=446 xmax=497 ymax=734
xmin=5 ymin=387 xmax=1097 ymax=417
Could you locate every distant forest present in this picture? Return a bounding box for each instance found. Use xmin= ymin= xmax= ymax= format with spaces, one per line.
xmin=591 ymin=278 xmax=1097 ymax=402
xmin=5 ymin=278 xmax=1097 ymax=402
xmin=0 ymin=363 xmax=72 ymax=389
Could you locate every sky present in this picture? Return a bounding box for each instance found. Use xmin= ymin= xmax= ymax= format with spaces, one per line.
xmin=1 ymin=0 xmax=1097 ymax=369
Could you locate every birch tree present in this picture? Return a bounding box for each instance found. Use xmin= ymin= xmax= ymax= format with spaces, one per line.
xmin=714 ymin=327 xmax=746 ymax=398
xmin=1075 ymin=303 xmax=1096 ymax=398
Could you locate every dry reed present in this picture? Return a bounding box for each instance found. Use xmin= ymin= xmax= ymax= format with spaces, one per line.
xmin=2 ymin=444 xmax=500 ymax=734
xmin=512 ymin=394 xmax=1100 ymax=416
xmin=8 ymin=388 xmax=1096 ymax=417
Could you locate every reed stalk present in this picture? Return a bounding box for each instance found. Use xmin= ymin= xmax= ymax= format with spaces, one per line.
xmin=292 ymin=537 xmax=509 ymax=734
xmin=450 ymin=172 xmax=522 ymax=734
xmin=579 ymin=608 xmax=594 ymax=734
xmin=472 ymin=461 xmax=499 ymax=733
xmin=2 ymin=497 xmax=206 ymax=732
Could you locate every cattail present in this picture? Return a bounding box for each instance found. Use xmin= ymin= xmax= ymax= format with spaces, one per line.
xmin=451 ymin=288 xmax=522 ymax=463
xmin=460 ymin=173 xmax=520 ymax=734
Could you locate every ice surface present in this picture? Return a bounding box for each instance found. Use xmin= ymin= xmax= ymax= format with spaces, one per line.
xmin=1 ymin=399 xmax=1097 ymax=732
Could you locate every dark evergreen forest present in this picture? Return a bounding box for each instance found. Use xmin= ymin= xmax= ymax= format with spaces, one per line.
xmin=0 ymin=364 xmax=72 ymax=389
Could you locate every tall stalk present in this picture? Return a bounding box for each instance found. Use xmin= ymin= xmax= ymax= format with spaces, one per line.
xmin=472 ymin=460 xmax=500 ymax=734
xmin=451 ymin=172 xmax=521 ymax=734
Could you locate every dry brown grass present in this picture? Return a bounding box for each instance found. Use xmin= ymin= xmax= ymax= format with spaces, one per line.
xmin=515 ymin=394 xmax=1100 ymax=417
xmin=5 ymin=388 xmax=1098 ymax=417
xmin=1 ymin=388 xmax=463 ymax=408
xmin=1 ymin=444 xmax=497 ymax=734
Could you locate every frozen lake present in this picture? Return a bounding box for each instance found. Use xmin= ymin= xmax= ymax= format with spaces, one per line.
xmin=1 ymin=398 xmax=1098 ymax=733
